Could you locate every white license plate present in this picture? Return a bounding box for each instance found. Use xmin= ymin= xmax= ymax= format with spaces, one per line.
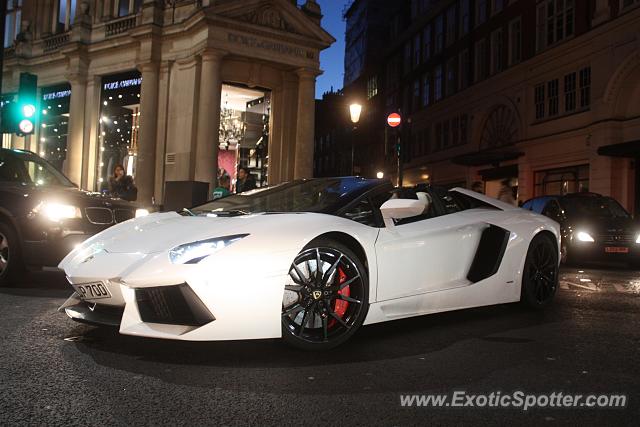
xmin=73 ymin=282 xmax=112 ymax=300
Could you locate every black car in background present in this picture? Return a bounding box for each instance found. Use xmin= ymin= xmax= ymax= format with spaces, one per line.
xmin=0 ymin=149 xmax=145 ymax=284
xmin=522 ymin=192 xmax=639 ymax=267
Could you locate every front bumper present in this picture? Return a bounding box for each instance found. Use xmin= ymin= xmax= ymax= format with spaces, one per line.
xmin=569 ymin=241 xmax=639 ymax=263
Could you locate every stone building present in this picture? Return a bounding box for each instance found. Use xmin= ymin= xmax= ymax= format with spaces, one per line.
xmin=1 ymin=0 xmax=334 ymax=204
xmin=331 ymin=0 xmax=640 ymax=215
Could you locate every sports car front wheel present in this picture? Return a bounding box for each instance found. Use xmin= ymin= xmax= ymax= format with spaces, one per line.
xmin=521 ymin=234 xmax=559 ymax=309
xmin=281 ymin=238 xmax=369 ymax=350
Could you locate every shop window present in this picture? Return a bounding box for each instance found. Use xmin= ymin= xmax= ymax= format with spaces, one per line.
xmin=490 ymin=28 xmax=504 ymax=75
xmin=446 ymin=5 xmax=456 ymax=46
xmin=422 ymin=25 xmax=432 ymax=62
xmin=534 ymin=164 xmax=589 ymax=196
xmin=508 ymin=17 xmax=522 ymax=66
xmin=460 ymin=0 xmax=470 ymax=35
xmin=534 ymin=83 xmax=545 ymax=119
xmin=564 ymin=72 xmax=576 ymax=112
xmin=97 ymin=71 xmax=142 ymax=190
xmin=4 ymin=0 xmax=22 ymax=48
xmin=57 ymin=0 xmax=77 ymax=32
xmin=39 ymin=84 xmax=71 ymax=172
xmin=435 ymin=15 xmax=444 ymax=54
xmin=579 ymin=66 xmax=591 ymax=108
xmin=548 ymin=79 xmax=559 ymax=116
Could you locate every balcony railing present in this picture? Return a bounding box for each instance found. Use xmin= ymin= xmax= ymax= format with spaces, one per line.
xmin=105 ymin=15 xmax=138 ymax=37
xmin=43 ymin=32 xmax=70 ymax=53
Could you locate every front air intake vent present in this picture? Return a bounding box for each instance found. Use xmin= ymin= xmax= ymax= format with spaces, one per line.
xmin=135 ymin=284 xmax=215 ymax=327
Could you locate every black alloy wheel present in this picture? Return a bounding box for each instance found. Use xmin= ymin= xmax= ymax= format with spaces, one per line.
xmin=281 ymin=238 xmax=369 ymax=350
xmin=0 ymin=222 xmax=24 ymax=286
xmin=521 ymin=234 xmax=559 ymax=308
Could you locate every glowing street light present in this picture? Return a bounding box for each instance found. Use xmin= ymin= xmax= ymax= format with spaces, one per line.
xmin=348 ymin=103 xmax=363 ymax=176
xmin=376 ymin=171 xmax=384 ymax=179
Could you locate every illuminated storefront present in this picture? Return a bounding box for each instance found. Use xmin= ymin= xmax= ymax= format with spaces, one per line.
xmin=38 ymin=84 xmax=71 ymax=171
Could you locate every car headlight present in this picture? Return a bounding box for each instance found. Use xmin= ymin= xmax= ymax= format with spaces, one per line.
xmin=34 ymin=201 xmax=82 ymax=222
xmin=169 ymin=234 xmax=249 ymax=264
xmin=576 ymin=231 xmax=595 ymax=242
xmin=636 ymin=234 xmax=640 ymax=244
xmin=135 ymin=208 xmax=150 ymax=218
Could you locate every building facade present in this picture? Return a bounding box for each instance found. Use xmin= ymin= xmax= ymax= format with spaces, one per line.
xmin=2 ymin=0 xmax=334 ymax=205
xmin=334 ymin=0 xmax=640 ymax=215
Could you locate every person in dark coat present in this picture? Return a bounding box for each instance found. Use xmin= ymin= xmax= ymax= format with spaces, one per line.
xmin=108 ymin=164 xmax=138 ymax=201
xmin=235 ymin=166 xmax=256 ymax=194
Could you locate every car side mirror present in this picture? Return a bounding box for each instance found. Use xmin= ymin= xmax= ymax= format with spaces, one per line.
xmin=380 ymin=198 xmax=427 ymax=228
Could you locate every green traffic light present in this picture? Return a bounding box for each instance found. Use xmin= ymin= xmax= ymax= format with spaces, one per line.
xmin=19 ymin=119 xmax=34 ymax=134
xmin=22 ymin=104 xmax=36 ymax=118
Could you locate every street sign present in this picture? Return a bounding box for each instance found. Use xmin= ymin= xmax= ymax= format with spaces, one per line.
xmin=387 ymin=113 xmax=401 ymax=127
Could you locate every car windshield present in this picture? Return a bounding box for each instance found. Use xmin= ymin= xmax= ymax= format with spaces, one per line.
xmin=562 ymin=196 xmax=630 ymax=219
xmin=191 ymin=177 xmax=381 ymax=215
xmin=0 ymin=150 xmax=75 ymax=187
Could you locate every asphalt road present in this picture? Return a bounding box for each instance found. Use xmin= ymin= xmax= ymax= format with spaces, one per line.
xmin=1 ymin=266 xmax=639 ymax=426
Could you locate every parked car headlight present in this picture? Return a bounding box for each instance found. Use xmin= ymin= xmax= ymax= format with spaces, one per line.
xmin=576 ymin=231 xmax=595 ymax=242
xmin=34 ymin=202 xmax=82 ymax=222
xmin=169 ymin=234 xmax=249 ymax=264
xmin=135 ymin=208 xmax=150 ymax=218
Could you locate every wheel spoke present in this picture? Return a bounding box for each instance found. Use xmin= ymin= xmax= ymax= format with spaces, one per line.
xmin=322 ymin=254 xmax=342 ymax=287
xmin=285 ymin=284 xmax=303 ymax=292
xmin=338 ymin=294 xmax=361 ymax=304
xmin=290 ymin=265 xmax=307 ymax=285
xmin=298 ymin=306 xmax=312 ymax=337
xmin=329 ymin=310 xmax=347 ymax=328
xmin=282 ymin=304 xmax=304 ymax=317
xmin=315 ymin=248 xmax=323 ymax=285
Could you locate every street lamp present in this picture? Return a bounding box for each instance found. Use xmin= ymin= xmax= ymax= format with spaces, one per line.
xmin=376 ymin=171 xmax=384 ymax=179
xmin=349 ymin=103 xmax=362 ymax=176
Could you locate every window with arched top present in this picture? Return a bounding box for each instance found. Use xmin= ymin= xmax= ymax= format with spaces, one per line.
xmin=479 ymin=104 xmax=519 ymax=149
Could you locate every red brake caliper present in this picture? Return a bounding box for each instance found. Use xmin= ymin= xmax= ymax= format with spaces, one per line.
xmin=329 ymin=267 xmax=350 ymax=328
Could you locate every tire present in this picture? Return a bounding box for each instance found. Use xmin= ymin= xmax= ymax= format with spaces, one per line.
xmin=0 ymin=222 xmax=25 ymax=286
xmin=521 ymin=234 xmax=559 ymax=309
xmin=281 ymin=238 xmax=369 ymax=350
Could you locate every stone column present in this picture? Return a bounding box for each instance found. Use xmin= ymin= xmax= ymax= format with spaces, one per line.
xmin=293 ymin=68 xmax=318 ymax=179
xmin=65 ymin=75 xmax=87 ymax=186
xmin=194 ymin=49 xmax=226 ymax=193
xmin=137 ymin=61 xmax=160 ymax=205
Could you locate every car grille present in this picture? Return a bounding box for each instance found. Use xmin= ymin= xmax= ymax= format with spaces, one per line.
xmin=85 ymin=207 xmax=114 ymax=225
xmin=114 ymin=208 xmax=135 ymax=223
xmin=598 ymin=234 xmax=635 ymax=244
xmin=135 ymin=284 xmax=215 ymax=326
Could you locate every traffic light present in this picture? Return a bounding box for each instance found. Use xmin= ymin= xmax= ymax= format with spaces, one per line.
xmin=17 ymin=72 xmax=38 ymax=135
xmin=0 ymin=72 xmax=38 ymax=135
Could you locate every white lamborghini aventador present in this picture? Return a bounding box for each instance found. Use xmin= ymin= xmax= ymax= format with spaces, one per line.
xmin=59 ymin=178 xmax=560 ymax=349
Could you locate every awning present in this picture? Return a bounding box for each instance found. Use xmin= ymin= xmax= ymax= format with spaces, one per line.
xmin=597 ymin=140 xmax=640 ymax=158
xmin=451 ymin=149 xmax=523 ymax=167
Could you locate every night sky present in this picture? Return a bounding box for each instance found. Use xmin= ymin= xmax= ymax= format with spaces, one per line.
xmin=311 ymin=0 xmax=349 ymax=99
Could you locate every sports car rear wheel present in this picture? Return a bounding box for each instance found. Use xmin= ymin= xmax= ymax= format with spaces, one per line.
xmin=281 ymin=238 xmax=369 ymax=350
xmin=521 ymin=234 xmax=558 ymax=309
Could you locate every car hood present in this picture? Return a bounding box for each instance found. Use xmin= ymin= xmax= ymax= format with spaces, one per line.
xmin=27 ymin=185 xmax=137 ymax=209
xmin=74 ymin=211 xmax=267 ymax=255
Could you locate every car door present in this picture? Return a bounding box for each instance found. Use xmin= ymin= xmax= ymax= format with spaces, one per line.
xmin=374 ymin=188 xmax=488 ymax=301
